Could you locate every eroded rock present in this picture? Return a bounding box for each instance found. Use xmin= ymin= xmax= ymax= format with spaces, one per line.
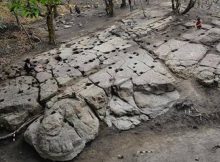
xmin=0 ymin=76 xmax=41 ymax=130
xmin=24 ymin=99 xmax=99 ymax=161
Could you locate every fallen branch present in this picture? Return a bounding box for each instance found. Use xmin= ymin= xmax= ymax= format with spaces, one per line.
xmin=0 ymin=113 xmax=43 ymax=141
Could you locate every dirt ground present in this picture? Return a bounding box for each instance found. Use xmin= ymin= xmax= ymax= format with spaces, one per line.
xmin=0 ymin=0 xmax=133 ymax=65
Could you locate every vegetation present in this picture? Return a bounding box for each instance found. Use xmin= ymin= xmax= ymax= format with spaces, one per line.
xmin=1 ymin=0 xmax=218 ymax=46
xmin=8 ymin=0 xmax=60 ymax=45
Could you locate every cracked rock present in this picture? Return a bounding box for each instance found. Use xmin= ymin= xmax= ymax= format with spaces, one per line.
xmin=24 ymin=98 xmax=99 ymax=161
xmin=0 ymin=76 xmax=41 ymax=130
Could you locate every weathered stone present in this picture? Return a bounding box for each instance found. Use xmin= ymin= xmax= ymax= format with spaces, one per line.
xmin=212 ymin=20 xmax=220 ymax=27
xmin=36 ymin=71 xmax=53 ymax=83
xmin=24 ymin=99 xmax=99 ymax=161
xmin=134 ymin=91 xmax=179 ymax=118
xmin=0 ymin=76 xmax=41 ymax=130
xmin=195 ymin=66 xmax=215 ymax=85
xmin=155 ymin=39 xmax=188 ymax=60
xmin=94 ymin=37 xmax=132 ymax=53
xmin=166 ymin=43 xmax=208 ymax=74
xmin=0 ymin=111 xmax=29 ymax=130
xmin=217 ymin=43 xmax=220 ymax=52
xmin=40 ymin=79 xmax=58 ymax=101
xmin=109 ymin=96 xmax=140 ymax=117
xmin=79 ymin=83 xmax=108 ymax=118
xmin=200 ymin=54 xmax=220 ymax=68
xmin=133 ymin=69 xmax=176 ymax=94
xmin=53 ymin=63 xmax=82 ymax=85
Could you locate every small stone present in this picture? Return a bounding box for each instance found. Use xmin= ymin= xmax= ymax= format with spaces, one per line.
xmin=195 ymin=157 xmax=199 ymax=161
xmin=117 ymin=155 xmax=124 ymax=159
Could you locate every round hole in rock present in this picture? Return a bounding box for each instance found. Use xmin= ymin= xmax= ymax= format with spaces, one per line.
xmin=119 ymin=68 xmax=123 ymax=71
xmin=81 ymin=71 xmax=85 ymax=75
xmin=115 ymin=69 xmax=119 ymax=73
xmin=166 ymin=35 xmax=169 ymax=38
xmin=28 ymin=98 xmax=31 ymax=102
xmin=112 ymin=50 xmax=116 ymax=52
xmin=0 ymin=99 xmax=4 ymax=102
xmin=84 ymin=62 xmax=88 ymax=64
xmin=51 ymin=111 xmax=56 ymax=115
xmin=67 ymin=69 xmax=71 ymax=72
xmin=73 ymin=51 xmax=80 ymax=54
xmin=95 ymin=81 xmax=100 ymax=85
xmin=133 ymin=70 xmax=137 ymax=73
xmin=129 ymin=56 xmax=133 ymax=59
xmin=86 ymin=83 xmax=93 ymax=86
xmin=134 ymin=63 xmax=137 ymax=65
xmin=108 ymin=66 xmax=112 ymax=69
xmin=89 ymin=60 xmax=93 ymax=62
xmin=164 ymin=40 xmax=168 ymax=42
xmin=140 ymin=72 xmax=144 ymax=75
xmin=171 ymin=49 xmax=178 ymax=52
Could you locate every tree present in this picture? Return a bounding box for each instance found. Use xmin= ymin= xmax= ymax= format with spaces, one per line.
xmin=171 ymin=0 xmax=197 ymax=14
xmin=38 ymin=0 xmax=60 ymax=44
xmin=121 ymin=0 xmax=126 ymax=8
xmin=9 ymin=0 xmax=61 ymax=45
xmin=104 ymin=0 xmax=114 ymax=16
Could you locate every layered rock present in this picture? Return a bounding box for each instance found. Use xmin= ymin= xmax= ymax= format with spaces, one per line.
xmin=0 ymin=76 xmax=41 ymax=130
xmin=24 ymin=99 xmax=99 ymax=161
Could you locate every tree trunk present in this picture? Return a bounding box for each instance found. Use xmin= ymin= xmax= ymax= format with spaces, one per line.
xmin=181 ymin=0 xmax=196 ymax=15
xmin=108 ymin=0 xmax=114 ymax=16
xmin=13 ymin=11 xmax=21 ymax=29
xmin=104 ymin=0 xmax=114 ymax=16
xmin=171 ymin=0 xmax=175 ymax=10
xmin=171 ymin=0 xmax=181 ymax=14
xmin=46 ymin=6 xmax=56 ymax=45
xmin=53 ymin=6 xmax=59 ymax=18
xmin=121 ymin=0 xmax=126 ymax=8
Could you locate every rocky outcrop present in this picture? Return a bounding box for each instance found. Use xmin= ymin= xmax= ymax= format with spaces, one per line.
xmin=24 ymin=99 xmax=99 ymax=161
xmin=0 ymin=76 xmax=41 ymax=130
xmin=6 ymin=8 xmax=220 ymax=162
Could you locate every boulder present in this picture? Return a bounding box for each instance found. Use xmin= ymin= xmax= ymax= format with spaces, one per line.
xmin=24 ymin=98 xmax=99 ymax=161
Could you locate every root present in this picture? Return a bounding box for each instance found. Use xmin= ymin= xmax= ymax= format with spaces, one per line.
xmin=0 ymin=113 xmax=43 ymax=141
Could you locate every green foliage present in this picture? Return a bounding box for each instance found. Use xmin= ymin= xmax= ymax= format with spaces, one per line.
xmin=9 ymin=0 xmax=61 ymax=18
xmin=39 ymin=0 xmax=61 ymax=6
xmin=9 ymin=0 xmax=40 ymax=18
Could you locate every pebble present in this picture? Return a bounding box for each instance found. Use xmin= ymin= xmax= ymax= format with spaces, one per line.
xmin=117 ymin=154 xmax=124 ymax=159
